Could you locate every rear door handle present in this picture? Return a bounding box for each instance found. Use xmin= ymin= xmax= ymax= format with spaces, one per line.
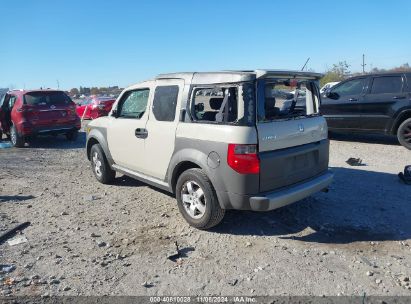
xmin=135 ymin=128 xmax=148 ymax=139
xmin=349 ymin=98 xmax=358 ymax=102
xmin=393 ymin=96 xmax=405 ymax=100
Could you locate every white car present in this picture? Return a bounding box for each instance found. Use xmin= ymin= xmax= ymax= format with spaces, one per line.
xmin=320 ymin=82 xmax=339 ymax=94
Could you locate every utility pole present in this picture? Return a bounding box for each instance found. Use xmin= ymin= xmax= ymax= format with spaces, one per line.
xmin=361 ymin=54 xmax=366 ymax=74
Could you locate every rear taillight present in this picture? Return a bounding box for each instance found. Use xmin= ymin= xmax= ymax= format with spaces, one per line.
xmin=68 ymin=105 xmax=76 ymax=115
xmin=227 ymin=144 xmax=260 ymax=174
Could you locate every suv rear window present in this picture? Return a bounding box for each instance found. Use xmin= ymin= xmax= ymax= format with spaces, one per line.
xmin=24 ymin=91 xmax=72 ymax=106
xmin=258 ymin=79 xmax=319 ymax=122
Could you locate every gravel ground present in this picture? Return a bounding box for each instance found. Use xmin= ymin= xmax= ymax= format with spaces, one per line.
xmin=1 ymin=127 xmax=411 ymax=297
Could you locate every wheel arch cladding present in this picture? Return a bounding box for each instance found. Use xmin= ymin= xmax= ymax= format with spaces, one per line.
xmin=86 ymin=128 xmax=112 ymax=163
xmin=168 ymin=148 xmax=208 ymax=194
xmin=86 ymin=137 xmax=99 ymax=160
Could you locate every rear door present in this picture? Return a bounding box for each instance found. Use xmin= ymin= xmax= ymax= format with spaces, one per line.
xmin=359 ymin=75 xmax=406 ymax=132
xmin=0 ymin=94 xmax=17 ymax=133
xmin=143 ymin=79 xmax=184 ymax=180
xmin=257 ymin=79 xmax=329 ymax=192
xmin=23 ymin=91 xmax=74 ymax=128
xmin=320 ymin=77 xmax=367 ymax=130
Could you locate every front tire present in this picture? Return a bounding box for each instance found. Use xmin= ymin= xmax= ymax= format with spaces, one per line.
xmin=90 ymin=144 xmax=115 ymax=184
xmin=10 ymin=124 xmax=25 ymax=148
xmin=176 ymin=168 xmax=225 ymax=229
xmin=397 ymin=118 xmax=411 ymax=150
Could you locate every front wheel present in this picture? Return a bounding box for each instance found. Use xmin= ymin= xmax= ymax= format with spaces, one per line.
xmin=10 ymin=124 xmax=25 ymax=148
xmin=176 ymin=168 xmax=225 ymax=229
xmin=397 ymin=118 xmax=411 ymax=150
xmin=90 ymin=144 xmax=115 ymax=184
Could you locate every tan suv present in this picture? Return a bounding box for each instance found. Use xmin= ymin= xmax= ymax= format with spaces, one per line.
xmin=86 ymin=70 xmax=333 ymax=229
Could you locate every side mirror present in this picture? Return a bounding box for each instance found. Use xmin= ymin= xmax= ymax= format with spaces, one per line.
xmin=111 ymin=109 xmax=118 ymax=117
xmin=325 ymin=90 xmax=339 ymax=100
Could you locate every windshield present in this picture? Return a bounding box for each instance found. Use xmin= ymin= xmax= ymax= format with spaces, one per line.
xmin=24 ymin=91 xmax=72 ymax=106
xmin=257 ymin=79 xmax=319 ymax=122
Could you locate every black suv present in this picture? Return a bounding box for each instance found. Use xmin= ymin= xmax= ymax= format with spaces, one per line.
xmin=321 ymin=72 xmax=411 ymax=149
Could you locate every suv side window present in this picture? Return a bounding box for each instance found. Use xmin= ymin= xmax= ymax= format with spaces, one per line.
xmin=192 ymin=87 xmax=238 ymax=123
xmin=331 ymin=78 xmax=365 ymax=97
xmin=118 ymin=89 xmax=150 ymax=119
xmin=370 ymin=76 xmax=402 ymax=94
xmin=152 ymin=86 xmax=179 ymax=122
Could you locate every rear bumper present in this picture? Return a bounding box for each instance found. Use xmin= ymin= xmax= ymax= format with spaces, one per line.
xmin=34 ymin=126 xmax=79 ymax=135
xmin=249 ymin=170 xmax=333 ymax=211
xmin=18 ymin=123 xmax=80 ymax=136
xmin=217 ymin=170 xmax=333 ymax=211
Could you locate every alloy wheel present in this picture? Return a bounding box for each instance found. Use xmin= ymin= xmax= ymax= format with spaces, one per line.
xmin=181 ymin=180 xmax=206 ymax=219
xmin=92 ymin=152 xmax=103 ymax=177
xmin=400 ymin=122 xmax=411 ymax=144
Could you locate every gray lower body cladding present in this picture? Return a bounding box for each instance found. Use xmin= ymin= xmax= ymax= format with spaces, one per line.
xmin=170 ymin=137 xmax=330 ymax=211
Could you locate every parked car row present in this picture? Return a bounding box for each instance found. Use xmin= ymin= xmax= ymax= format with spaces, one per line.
xmin=2 ymin=69 xmax=410 ymax=229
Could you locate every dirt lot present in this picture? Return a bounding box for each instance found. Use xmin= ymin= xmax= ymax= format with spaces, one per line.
xmin=1 ymin=128 xmax=411 ymax=297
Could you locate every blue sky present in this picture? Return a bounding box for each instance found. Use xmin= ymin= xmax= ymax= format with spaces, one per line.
xmin=0 ymin=0 xmax=410 ymax=90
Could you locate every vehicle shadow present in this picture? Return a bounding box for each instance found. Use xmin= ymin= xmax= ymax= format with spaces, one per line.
xmin=329 ymin=132 xmax=400 ymax=146
xmin=112 ymin=175 xmax=174 ymax=198
xmin=26 ymin=131 xmax=86 ymax=149
xmin=212 ymin=167 xmax=411 ymax=244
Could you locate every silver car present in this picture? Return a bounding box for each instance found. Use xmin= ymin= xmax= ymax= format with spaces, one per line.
xmin=85 ymin=70 xmax=333 ymax=229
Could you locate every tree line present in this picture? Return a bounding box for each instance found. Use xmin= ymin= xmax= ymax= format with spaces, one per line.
xmin=69 ymin=86 xmax=123 ymax=97
xmin=320 ymin=62 xmax=411 ymax=87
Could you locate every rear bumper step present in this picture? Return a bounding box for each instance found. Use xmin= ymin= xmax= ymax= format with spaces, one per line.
xmin=249 ymin=170 xmax=333 ymax=211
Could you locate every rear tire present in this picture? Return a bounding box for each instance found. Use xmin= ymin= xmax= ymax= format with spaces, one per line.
xmin=10 ymin=124 xmax=25 ymax=148
xmin=176 ymin=168 xmax=225 ymax=229
xmin=90 ymin=144 xmax=115 ymax=184
xmin=66 ymin=130 xmax=79 ymax=141
xmin=397 ymin=118 xmax=411 ymax=150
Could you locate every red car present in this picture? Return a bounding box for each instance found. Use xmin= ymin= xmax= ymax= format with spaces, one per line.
xmin=76 ymin=96 xmax=115 ymax=120
xmin=0 ymin=89 xmax=81 ymax=147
